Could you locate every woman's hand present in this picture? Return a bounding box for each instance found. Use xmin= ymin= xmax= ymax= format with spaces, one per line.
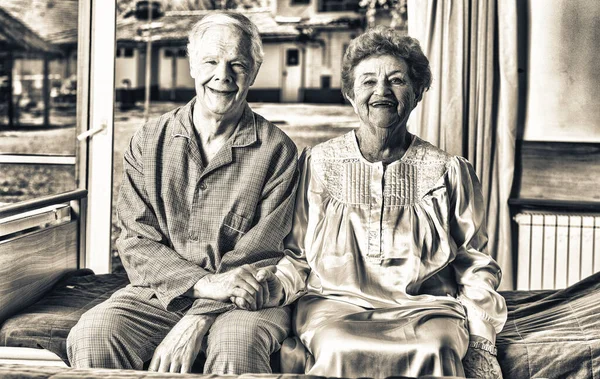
xmin=188 ymin=264 xmax=265 ymax=310
xmin=463 ymin=336 xmax=503 ymax=379
xmin=148 ymin=315 xmax=214 ymax=373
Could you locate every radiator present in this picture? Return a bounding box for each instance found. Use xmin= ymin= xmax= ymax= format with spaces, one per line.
xmin=514 ymin=212 xmax=600 ymax=290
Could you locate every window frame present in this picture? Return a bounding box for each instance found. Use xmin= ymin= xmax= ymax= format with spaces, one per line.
xmin=80 ymin=0 xmax=116 ymax=274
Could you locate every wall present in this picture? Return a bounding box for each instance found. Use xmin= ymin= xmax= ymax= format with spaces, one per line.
xmin=158 ymin=48 xmax=194 ymax=91
xmin=305 ymin=30 xmax=353 ymax=89
xmin=115 ymin=51 xmax=138 ymax=88
xmin=523 ymin=0 xmax=600 ymax=142
xmin=253 ymin=43 xmax=282 ymax=89
xmin=177 ymin=56 xmax=193 ymax=87
xmin=158 ymin=48 xmax=172 ymax=90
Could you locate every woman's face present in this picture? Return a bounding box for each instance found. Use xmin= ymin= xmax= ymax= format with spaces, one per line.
xmin=348 ymin=54 xmax=418 ymax=130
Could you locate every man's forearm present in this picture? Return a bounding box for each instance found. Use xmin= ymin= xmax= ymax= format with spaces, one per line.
xmin=182 ymin=314 xmax=216 ymax=333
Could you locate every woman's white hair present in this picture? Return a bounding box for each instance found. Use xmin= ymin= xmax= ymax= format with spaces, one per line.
xmin=187 ymin=12 xmax=264 ymax=75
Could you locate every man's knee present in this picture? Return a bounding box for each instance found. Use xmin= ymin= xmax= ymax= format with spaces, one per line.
xmin=67 ymin=307 xmax=144 ymax=369
xmin=205 ymin=320 xmax=269 ymax=373
xmin=204 ymin=309 xmax=290 ymax=374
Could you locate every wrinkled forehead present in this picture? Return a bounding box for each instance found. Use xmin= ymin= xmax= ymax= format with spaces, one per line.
xmin=354 ymin=54 xmax=410 ymax=77
xmin=195 ymin=25 xmax=253 ymax=59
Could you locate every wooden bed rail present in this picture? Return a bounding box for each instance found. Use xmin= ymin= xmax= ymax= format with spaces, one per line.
xmin=0 ymin=190 xmax=87 ymax=323
xmin=0 ymin=189 xmax=87 ymax=219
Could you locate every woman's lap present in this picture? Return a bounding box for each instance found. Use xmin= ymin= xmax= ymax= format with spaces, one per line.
xmin=295 ymin=295 xmax=469 ymax=377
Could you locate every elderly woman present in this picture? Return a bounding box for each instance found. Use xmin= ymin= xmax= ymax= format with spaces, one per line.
xmin=272 ymin=27 xmax=507 ymax=378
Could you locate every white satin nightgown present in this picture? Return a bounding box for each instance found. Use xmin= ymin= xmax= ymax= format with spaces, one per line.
xmin=275 ymin=131 xmax=507 ymax=378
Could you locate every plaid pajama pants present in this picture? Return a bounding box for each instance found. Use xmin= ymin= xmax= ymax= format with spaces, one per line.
xmin=66 ymin=285 xmax=291 ymax=374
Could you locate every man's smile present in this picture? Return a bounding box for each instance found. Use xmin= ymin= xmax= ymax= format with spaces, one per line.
xmin=208 ymin=87 xmax=236 ymax=95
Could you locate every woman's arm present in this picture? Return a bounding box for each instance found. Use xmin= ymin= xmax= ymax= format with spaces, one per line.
xmin=274 ymin=148 xmax=313 ymax=306
xmin=447 ymin=156 xmax=508 ymax=343
xmin=463 ymin=335 xmax=503 ymax=379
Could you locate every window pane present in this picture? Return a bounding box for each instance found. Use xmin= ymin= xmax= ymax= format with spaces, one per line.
xmin=0 ymin=128 xmax=76 ymax=155
xmin=0 ymin=163 xmax=76 ymax=204
xmin=0 ymin=0 xmax=80 ymax=205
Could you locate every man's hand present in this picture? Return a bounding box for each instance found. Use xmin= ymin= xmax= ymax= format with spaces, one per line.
xmin=149 ymin=315 xmax=214 ymax=373
xmin=463 ymin=335 xmax=503 ymax=379
xmin=188 ymin=264 xmax=265 ymax=311
xmin=230 ymin=266 xmax=284 ymax=310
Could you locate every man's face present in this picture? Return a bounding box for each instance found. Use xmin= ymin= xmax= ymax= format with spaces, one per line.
xmin=190 ymin=25 xmax=256 ymax=118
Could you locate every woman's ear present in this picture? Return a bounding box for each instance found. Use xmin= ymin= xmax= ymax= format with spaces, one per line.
xmin=413 ymin=88 xmax=423 ymax=107
xmin=346 ymin=94 xmax=358 ymax=115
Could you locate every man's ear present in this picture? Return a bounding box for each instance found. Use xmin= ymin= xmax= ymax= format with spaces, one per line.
xmin=189 ymin=54 xmax=197 ymax=79
xmin=249 ymin=62 xmax=262 ymax=86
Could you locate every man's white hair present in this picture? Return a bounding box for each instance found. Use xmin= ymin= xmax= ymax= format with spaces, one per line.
xmin=187 ymin=12 xmax=264 ymax=75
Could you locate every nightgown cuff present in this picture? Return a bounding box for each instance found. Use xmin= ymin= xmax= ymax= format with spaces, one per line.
xmin=275 ymin=265 xmax=306 ymax=307
xmin=467 ymin=316 xmax=497 ymax=344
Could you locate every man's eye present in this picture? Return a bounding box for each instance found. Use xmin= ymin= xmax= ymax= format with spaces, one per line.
xmin=205 ymin=60 xmax=217 ymax=65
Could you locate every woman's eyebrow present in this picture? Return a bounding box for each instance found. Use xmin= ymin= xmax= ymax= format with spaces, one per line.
xmin=359 ymin=70 xmax=406 ymax=77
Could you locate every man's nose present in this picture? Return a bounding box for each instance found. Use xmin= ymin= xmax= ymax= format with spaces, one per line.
xmin=214 ymin=62 xmax=233 ymax=82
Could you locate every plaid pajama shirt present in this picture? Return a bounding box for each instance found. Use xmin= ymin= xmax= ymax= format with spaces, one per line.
xmin=67 ymin=98 xmax=298 ymax=373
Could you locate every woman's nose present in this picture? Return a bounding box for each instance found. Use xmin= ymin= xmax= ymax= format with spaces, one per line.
xmin=374 ymin=80 xmax=391 ymax=96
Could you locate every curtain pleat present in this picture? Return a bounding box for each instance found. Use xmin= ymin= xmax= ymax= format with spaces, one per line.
xmin=408 ymin=0 xmax=518 ymax=290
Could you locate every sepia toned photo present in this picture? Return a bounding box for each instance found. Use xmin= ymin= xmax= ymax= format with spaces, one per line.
xmin=0 ymin=0 xmax=599 ymax=378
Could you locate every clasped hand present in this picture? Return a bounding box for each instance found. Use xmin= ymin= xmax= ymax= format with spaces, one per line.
xmin=189 ymin=264 xmax=283 ymax=311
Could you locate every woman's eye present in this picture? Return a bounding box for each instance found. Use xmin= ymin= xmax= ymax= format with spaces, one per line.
xmin=363 ymin=80 xmax=376 ymax=85
xmin=390 ymin=78 xmax=405 ymax=85
xmin=205 ymin=60 xmax=217 ymax=65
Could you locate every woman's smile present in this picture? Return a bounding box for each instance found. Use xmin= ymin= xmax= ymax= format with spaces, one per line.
xmin=370 ymin=99 xmax=397 ymax=108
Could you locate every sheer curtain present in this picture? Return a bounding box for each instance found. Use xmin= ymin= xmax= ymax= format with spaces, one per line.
xmin=407 ymin=0 xmax=519 ymax=290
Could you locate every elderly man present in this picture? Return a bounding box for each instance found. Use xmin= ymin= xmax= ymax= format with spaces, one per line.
xmin=67 ymin=12 xmax=296 ymax=374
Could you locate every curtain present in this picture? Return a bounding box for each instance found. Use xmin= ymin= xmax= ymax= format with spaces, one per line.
xmin=407 ymin=0 xmax=519 ymax=290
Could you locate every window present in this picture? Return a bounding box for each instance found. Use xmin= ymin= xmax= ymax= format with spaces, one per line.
xmin=0 ymin=1 xmax=81 ymax=204
xmin=286 ymin=49 xmax=300 ymax=66
xmin=123 ymin=47 xmax=134 ymax=58
xmin=178 ymin=48 xmax=187 ymax=58
xmin=116 ymin=48 xmax=122 ymax=57
xmin=164 ymin=49 xmax=174 ymax=58
xmin=0 ymin=1 xmax=116 ymax=274
xmin=321 ymin=75 xmax=331 ymax=89
xmin=319 ymin=0 xmax=360 ymax=12
xmin=292 ymin=0 xmax=310 ymax=5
